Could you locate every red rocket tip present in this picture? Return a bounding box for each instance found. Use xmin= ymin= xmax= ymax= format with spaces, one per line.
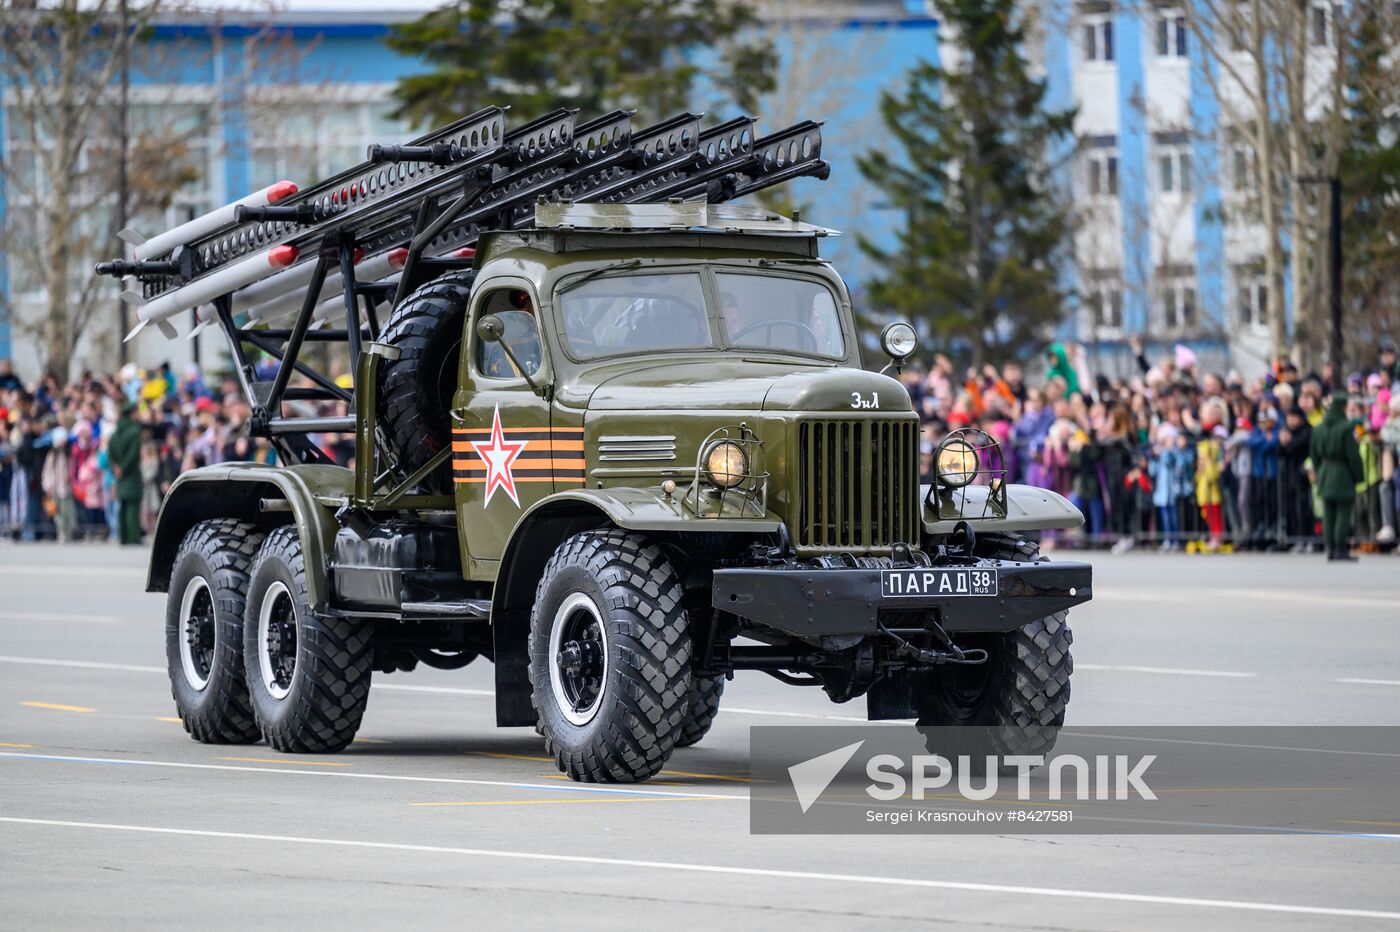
xmin=388 ymin=247 xmax=409 ymax=270
xmin=268 ymin=245 xmax=300 ymax=269
xmin=454 ymin=247 xmax=476 ymax=258
xmin=267 ymin=181 xmax=299 ymax=204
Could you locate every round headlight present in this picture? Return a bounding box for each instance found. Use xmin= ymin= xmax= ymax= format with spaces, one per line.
xmin=704 ymin=440 xmax=748 ymax=488
xmin=880 ymin=321 xmax=918 ymax=360
xmin=935 ymin=437 xmax=979 ymax=487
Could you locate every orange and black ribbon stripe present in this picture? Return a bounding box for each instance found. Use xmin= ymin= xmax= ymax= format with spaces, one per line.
xmin=450 ymin=425 xmax=587 ymax=484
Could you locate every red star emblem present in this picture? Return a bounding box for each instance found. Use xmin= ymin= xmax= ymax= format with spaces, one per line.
xmin=471 ymin=405 xmax=528 ymax=507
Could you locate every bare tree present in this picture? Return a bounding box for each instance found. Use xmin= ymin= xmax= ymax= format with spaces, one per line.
xmin=0 ymin=1 xmax=335 ymax=379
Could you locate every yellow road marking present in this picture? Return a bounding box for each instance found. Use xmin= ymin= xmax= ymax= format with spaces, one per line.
xmin=219 ymin=757 xmax=351 ymax=768
xmin=22 ymin=701 xmax=95 ymax=713
xmin=1339 ymin=819 xmax=1400 ymax=828
xmin=0 ymin=742 xmax=35 ymax=748
xmin=155 ymin=716 xmax=183 ymax=723
xmin=411 ymin=795 xmax=720 ymax=808
xmin=475 ymin=751 xmax=553 ymax=763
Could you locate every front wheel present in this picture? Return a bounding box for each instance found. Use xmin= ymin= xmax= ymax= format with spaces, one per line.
xmin=914 ymin=611 xmax=1073 ymax=758
xmin=529 ymin=529 xmax=692 ymax=782
xmin=243 ymin=526 xmax=373 ymax=753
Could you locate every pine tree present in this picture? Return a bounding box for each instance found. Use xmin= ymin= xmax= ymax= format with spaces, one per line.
xmin=387 ymin=0 xmax=775 ymax=129
xmin=1337 ymin=5 xmax=1400 ymax=346
xmin=857 ymin=0 xmax=1075 ymax=361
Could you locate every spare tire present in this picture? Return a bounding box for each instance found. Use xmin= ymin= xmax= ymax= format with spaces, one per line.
xmin=378 ymin=270 xmax=475 ymax=494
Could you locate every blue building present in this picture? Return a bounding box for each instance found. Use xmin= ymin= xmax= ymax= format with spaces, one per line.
xmin=0 ymin=1 xmax=940 ymax=378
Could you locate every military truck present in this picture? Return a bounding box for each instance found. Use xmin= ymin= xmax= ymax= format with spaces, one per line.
xmin=98 ymin=107 xmax=1091 ymax=783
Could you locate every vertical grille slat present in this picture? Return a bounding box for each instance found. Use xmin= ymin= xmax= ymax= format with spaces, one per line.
xmin=794 ymin=416 xmax=918 ymax=551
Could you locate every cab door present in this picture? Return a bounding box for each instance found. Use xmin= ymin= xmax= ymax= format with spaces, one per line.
xmin=450 ymin=279 xmax=560 ymax=579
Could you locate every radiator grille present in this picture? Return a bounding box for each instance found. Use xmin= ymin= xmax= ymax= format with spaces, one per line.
xmin=795 ymin=417 xmax=920 ymax=550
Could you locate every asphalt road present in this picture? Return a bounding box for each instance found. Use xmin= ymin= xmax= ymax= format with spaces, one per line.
xmin=2 ymin=543 xmax=1398 ymax=930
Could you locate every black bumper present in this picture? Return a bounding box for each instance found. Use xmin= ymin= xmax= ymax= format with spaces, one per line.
xmin=712 ymin=559 xmax=1092 ymax=637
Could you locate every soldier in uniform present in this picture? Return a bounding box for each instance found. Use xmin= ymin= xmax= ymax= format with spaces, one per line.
xmin=107 ymin=400 xmax=144 ymax=546
xmin=1309 ymin=395 xmax=1365 ymax=561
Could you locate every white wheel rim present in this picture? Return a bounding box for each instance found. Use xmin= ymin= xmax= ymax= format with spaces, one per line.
xmin=177 ymin=576 xmax=215 ymax=692
xmin=548 ymin=591 xmax=609 ymax=726
xmin=257 ymin=580 xmax=296 ymax=701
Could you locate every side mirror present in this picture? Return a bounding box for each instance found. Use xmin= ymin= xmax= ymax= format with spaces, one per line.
xmin=477 ymin=314 xmax=506 ymax=343
xmin=879 ymin=320 xmax=918 ymax=374
xmin=475 ymin=312 xmax=548 ymax=400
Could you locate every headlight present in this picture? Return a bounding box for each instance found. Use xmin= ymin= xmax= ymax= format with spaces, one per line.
xmin=935 ymin=437 xmax=978 ymax=487
xmin=880 ymin=321 xmax=918 ymax=360
xmin=704 ymin=440 xmax=748 ymax=488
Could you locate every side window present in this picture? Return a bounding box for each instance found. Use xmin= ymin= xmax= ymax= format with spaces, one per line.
xmin=475 ymin=287 xmax=543 ymax=380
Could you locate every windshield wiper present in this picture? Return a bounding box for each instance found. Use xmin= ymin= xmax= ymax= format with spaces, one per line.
xmin=569 ymin=259 xmax=642 ymax=290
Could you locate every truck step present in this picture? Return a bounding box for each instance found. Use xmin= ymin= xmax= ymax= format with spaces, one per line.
xmin=400 ymin=599 xmax=491 ymax=620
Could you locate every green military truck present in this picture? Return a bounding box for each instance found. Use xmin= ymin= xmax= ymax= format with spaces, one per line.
xmin=99 ymin=107 xmax=1091 ymax=783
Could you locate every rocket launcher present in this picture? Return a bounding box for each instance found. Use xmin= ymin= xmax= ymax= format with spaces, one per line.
xmin=95 ymin=106 xmax=827 ymax=458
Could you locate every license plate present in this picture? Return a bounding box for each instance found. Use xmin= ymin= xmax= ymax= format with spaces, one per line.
xmin=881 ymin=567 xmax=998 ymax=598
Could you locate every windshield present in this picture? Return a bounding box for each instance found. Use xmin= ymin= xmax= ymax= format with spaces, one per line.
xmin=559 ymin=272 xmax=712 ymax=359
xmin=716 ymin=273 xmax=844 ymax=358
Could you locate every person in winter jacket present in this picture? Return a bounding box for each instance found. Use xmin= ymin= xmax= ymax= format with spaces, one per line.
xmin=1196 ymin=424 xmax=1226 ymax=550
xmin=1309 ymin=395 xmax=1365 ymax=561
xmin=1246 ymin=408 xmax=1282 ymax=547
xmin=1068 ymin=428 xmax=1105 ymax=539
xmin=40 ymin=426 xmax=75 ymax=543
xmin=1279 ymin=407 xmax=1314 ymax=546
xmin=1150 ymin=423 xmax=1185 ymax=549
xmin=1378 ymin=394 xmax=1400 ymax=544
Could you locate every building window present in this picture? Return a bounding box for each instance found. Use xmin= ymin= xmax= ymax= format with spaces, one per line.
xmin=1235 ymin=269 xmax=1269 ymax=329
xmin=1083 ymin=17 xmax=1115 ymax=62
xmin=1157 ymin=145 xmax=1193 ymax=196
xmin=1085 ymin=150 xmax=1120 ymax=198
xmin=1157 ymin=9 xmax=1188 ymax=58
xmin=1311 ymin=5 xmax=1328 ymax=45
xmin=1085 ymin=277 xmax=1125 ymax=332
xmin=1157 ymin=275 xmax=1197 ymax=332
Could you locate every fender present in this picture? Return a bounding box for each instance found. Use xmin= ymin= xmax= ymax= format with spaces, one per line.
xmin=922 ymin=483 xmax=1083 ymax=536
xmin=147 ymin=462 xmax=352 ymax=612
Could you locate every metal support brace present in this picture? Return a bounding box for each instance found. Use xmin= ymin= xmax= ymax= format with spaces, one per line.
xmin=353 ymin=342 xmax=401 ymax=507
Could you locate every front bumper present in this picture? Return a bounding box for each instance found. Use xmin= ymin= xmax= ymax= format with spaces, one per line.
xmin=712 ymin=559 xmax=1092 ymax=637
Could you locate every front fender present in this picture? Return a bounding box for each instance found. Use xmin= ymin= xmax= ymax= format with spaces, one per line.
xmin=148 ymin=462 xmax=352 ymax=612
xmin=516 ymin=487 xmax=784 ymax=535
xmin=922 ymin=483 xmax=1083 ymax=536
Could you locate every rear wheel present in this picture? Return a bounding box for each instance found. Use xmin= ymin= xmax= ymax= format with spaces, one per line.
xmin=164 ymin=519 xmax=265 ymax=743
xmin=674 ymin=674 xmax=725 ymax=748
xmin=243 ymin=526 xmax=373 ymax=752
xmin=378 ymin=270 xmax=475 ymax=493
xmin=529 ymin=529 xmax=692 ymax=782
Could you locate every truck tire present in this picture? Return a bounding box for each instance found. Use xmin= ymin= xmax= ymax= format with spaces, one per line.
xmin=674 ymin=674 xmax=724 ymax=748
xmin=529 ymin=529 xmax=692 ymax=782
xmin=165 ymin=518 xmax=266 ymax=744
xmin=243 ymin=526 xmax=373 ymax=752
xmin=378 ymin=270 xmax=476 ymax=494
xmin=915 ymin=610 xmax=1073 ymax=758
xmin=918 ymin=534 xmax=1071 ymax=758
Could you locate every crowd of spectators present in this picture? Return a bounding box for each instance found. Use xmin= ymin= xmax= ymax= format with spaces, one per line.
xmin=4 ymin=335 xmax=1399 ymax=552
xmin=901 ymin=337 xmax=1400 ymax=551
xmin=0 ymin=357 xmax=301 ymax=543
